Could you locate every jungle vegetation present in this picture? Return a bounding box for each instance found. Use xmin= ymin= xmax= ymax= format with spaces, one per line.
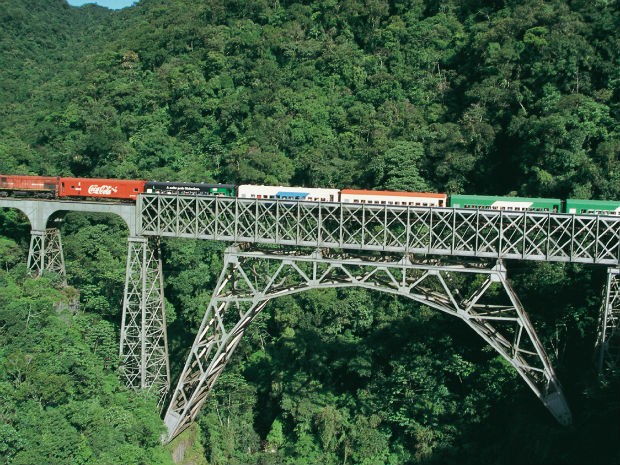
xmin=0 ymin=0 xmax=618 ymax=464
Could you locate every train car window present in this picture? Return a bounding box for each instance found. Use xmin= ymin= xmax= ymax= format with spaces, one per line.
xmin=381 ymin=201 xmax=386 ymax=204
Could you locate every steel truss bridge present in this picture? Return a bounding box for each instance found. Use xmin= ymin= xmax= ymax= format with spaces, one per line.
xmin=1 ymin=195 xmax=619 ymax=443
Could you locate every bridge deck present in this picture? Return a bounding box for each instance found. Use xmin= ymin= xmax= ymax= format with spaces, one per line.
xmin=138 ymin=195 xmax=620 ymax=265
xmin=0 ymin=198 xmax=137 ymax=235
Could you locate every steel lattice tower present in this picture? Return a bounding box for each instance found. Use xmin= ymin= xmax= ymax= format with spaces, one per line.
xmin=596 ymin=268 xmax=620 ymax=373
xmin=120 ymin=237 xmax=170 ymax=405
xmin=163 ymin=246 xmax=571 ymax=442
xmin=27 ymin=228 xmax=66 ymax=283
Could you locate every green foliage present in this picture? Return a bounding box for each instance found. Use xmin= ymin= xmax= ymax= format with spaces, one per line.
xmin=61 ymin=214 xmax=129 ymax=318
xmin=0 ymin=0 xmax=618 ymax=464
xmin=0 ymin=267 xmax=173 ymax=465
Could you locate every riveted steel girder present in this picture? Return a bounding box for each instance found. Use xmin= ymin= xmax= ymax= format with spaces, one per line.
xmin=119 ymin=237 xmax=170 ymax=405
xmin=162 ymin=247 xmax=571 ymax=443
xmin=596 ymin=268 xmax=620 ymax=373
xmin=27 ymin=228 xmax=66 ymax=282
xmin=138 ymin=195 xmax=620 ymax=265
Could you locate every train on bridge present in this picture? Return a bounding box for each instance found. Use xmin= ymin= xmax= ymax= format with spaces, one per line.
xmin=1 ymin=174 xmax=619 ymax=216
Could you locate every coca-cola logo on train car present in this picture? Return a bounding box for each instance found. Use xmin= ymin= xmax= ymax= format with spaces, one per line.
xmin=88 ymin=185 xmax=119 ymax=196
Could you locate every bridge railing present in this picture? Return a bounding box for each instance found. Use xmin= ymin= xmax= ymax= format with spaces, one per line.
xmin=137 ymin=194 xmax=620 ymax=265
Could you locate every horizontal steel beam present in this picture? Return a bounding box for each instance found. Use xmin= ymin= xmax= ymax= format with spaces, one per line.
xmin=138 ymin=195 xmax=620 ymax=265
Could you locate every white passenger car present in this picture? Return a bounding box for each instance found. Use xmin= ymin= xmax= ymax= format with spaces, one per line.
xmin=340 ymin=189 xmax=447 ymax=207
xmin=237 ymin=185 xmax=340 ymax=202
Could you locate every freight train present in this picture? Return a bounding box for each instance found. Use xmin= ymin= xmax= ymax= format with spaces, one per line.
xmin=1 ymin=174 xmax=619 ymax=216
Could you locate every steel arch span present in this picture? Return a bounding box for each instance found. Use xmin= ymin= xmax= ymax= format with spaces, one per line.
xmin=162 ymin=246 xmax=572 ymax=442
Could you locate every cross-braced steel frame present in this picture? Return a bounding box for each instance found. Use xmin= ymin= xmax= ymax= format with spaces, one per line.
xmin=138 ymin=195 xmax=620 ymax=265
xmin=162 ymin=246 xmax=571 ymax=442
xmin=596 ymin=268 xmax=620 ymax=372
xmin=27 ymin=228 xmax=66 ymax=282
xmin=119 ymin=237 xmax=170 ymax=404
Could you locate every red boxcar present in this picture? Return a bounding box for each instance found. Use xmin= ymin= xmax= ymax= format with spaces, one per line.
xmin=58 ymin=177 xmax=146 ymax=200
xmin=0 ymin=175 xmax=59 ymax=197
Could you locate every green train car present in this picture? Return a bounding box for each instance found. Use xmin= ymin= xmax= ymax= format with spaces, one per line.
xmin=450 ymin=194 xmax=562 ymax=212
xmin=565 ymin=199 xmax=620 ymax=216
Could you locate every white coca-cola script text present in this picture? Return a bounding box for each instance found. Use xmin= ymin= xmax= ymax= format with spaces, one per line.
xmin=87 ymin=185 xmax=119 ymax=195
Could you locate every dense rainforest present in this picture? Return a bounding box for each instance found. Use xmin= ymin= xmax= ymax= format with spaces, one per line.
xmin=0 ymin=0 xmax=618 ymax=464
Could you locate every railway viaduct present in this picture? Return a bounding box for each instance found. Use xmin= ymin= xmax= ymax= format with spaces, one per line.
xmin=1 ymin=195 xmax=619 ymax=442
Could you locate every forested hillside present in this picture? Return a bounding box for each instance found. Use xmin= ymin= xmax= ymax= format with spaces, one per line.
xmin=0 ymin=0 xmax=618 ymax=464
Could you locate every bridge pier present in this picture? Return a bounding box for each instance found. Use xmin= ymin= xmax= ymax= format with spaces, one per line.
xmin=596 ymin=268 xmax=620 ymax=373
xmin=119 ymin=236 xmax=170 ymax=405
xmin=162 ymin=247 xmax=571 ymax=443
xmin=27 ymin=228 xmax=66 ymax=283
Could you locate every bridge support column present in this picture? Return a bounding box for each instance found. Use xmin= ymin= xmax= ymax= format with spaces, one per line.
xmin=163 ymin=248 xmax=571 ymax=442
xmin=119 ymin=237 xmax=170 ymax=405
xmin=27 ymin=228 xmax=66 ymax=283
xmin=596 ymin=268 xmax=620 ymax=373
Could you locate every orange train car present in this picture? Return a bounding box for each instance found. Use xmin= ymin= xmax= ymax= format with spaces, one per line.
xmin=340 ymin=189 xmax=447 ymax=207
xmin=58 ymin=177 xmax=146 ymax=200
xmin=0 ymin=175 xmax=59 ymax=197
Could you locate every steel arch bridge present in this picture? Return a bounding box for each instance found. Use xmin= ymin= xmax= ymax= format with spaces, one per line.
xmin=1 ymin=195 xmax=619 ymax=443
